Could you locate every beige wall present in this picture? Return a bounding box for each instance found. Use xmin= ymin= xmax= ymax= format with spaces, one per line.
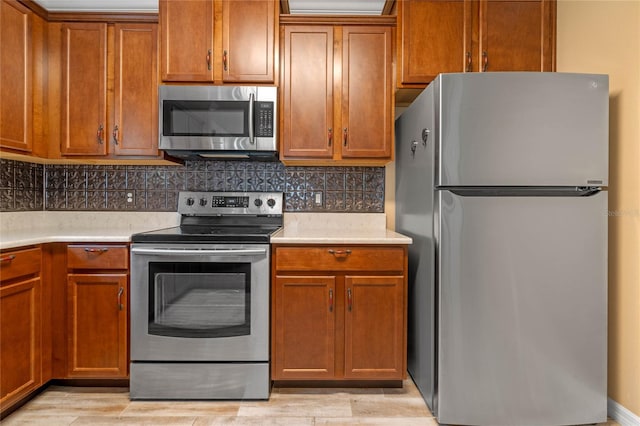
xmin=557 ymin=0 xmax=640 ymax=416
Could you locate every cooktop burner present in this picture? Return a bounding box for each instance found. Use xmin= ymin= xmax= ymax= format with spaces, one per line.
xmin=131 ymin=192 xmax=283 ymax=244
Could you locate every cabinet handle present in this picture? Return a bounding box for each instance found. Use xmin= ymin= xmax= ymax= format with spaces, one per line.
xmin=328 ymin=128 xmax=333 ymax=146
xmin=0 ymin=255 xmax=16 ymax=263
xmin=112 ymin=125 xmax=119 ymax=145
xmin=328 ymin=249 xmax=351 ymax=258
xmin=117 ymin=287 xmax=124 ymax=311
xmin=84 ymin=247 xmax=109 ymax=253
xmin=329 ymin=288 xmax=333 ymax=312
xmin=482 ymin=51 xmax=488 ymax=72
xmin=223 ymin=50 xmax=228 ymax=71
xmin=347 ymin=288 xmax=352 ymax=312
xmin=343 ymin=128 xmax=348 ymax=146
xmin=206 ymin=49 xmax=212 ymax=71
xmin=97 ymin=124 xmax=104 ymax=144
xmin=466 ymin=51 xmax=472 ymax=72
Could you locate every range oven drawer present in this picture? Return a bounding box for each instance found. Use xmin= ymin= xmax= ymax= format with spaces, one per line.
xmin=130 ymin=362 xmax=269 ymax=400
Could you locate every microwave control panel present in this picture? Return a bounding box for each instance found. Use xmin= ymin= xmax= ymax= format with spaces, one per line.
xmin=255 ymin=102 xmax=274 ymax=137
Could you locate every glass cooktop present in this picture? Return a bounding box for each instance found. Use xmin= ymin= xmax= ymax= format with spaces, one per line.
xmin=131 ymin=225 xmax=281 ymax=244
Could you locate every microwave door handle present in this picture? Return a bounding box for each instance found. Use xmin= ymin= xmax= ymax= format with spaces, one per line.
xmin=248 ymin=92 xmax=255 ymax=145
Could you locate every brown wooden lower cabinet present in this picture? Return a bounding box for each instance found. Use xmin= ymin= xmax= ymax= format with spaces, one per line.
xmin=271 ymin=245 xmax=408 ymax=382
xmin=66 ymin=273 xmax=128 ymax=378
xmin=0 ymin=246 xmax=42 ymax=414
xmin=0 ymin=243 xmax=130 ymax=417
xmin=65 ymin=244 xmax=129 ymax=379
xmin=344 ymin=275 xmax=405 ymax=379
xmin=273 ymin=276 xmax=337 ymax=379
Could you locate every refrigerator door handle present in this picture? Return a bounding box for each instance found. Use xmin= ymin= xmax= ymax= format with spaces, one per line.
xmin=444 ymin=186 xmax=602 ymax=197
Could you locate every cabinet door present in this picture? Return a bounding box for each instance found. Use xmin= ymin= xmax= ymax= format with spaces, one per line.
xmin=0 ymin=0 xmax=32 ymax=152
xmin=67 ymin=274 xmax=128 ymax=378
xmin=160 ymin=0 xmax=214 ymax=82
xmin=113 ymin=23 xmax=158 ymax=156
xmin=0 ymin=277 xmax=41 ymax=408
xmin=478 ymin=0 xmax=555 ymax=72
xmin=61 ymin=23 xmax=107 ymax=156
xmin=398 ymin=0 xmax=470 ymax=85
xmin=222 ymin=0 xmax=275 ymax=83
xmin=281 ymin=26 xmax=334 ymax=158
xmin=341 ymin=26 xmax=392 ymax=159
xmin=344 ymin=276 xmax=405 ymax=379
xmin=272 ymin=276 xmax=336 ymax=379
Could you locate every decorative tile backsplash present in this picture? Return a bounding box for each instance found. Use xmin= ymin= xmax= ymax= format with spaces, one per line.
xmin=0 ymin=159 xmax=44 ymax=211
xmin=0 ymin=159 xmax=385 ymax=213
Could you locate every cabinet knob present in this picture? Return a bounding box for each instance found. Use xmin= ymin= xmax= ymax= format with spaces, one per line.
xmin=343 ymin=128 xmax=348 ymax=147
xmin=347 ymin=287 xmax=353 ymax=312
xmin=328 ymin=128 xmax=333 ymax=147
xmin=466 ymin=51 xmax=472 ymax=72
xmin=329 ymin=288 xmax=333 ymax=312
xmin=117 ymin=287 xmax=124 ymax=311
xmin=223 ymin=50 xmax=228 ymax=72
xmin=97 ymin=124 xmax=104 ymax=144
xmin=482 ymin=51 xmax=489 ymax=72
xmin=112 ymin=125 xmax=119 ymax=145
xmin=328 ymin=249 xmax=351 ymax=258
xmin=206 ymin=49 xmax=212 ymax=71
xmin=0 ymin=255 xmax=16 ymax=264
xmin=84 ymin=247 xmax=108 ymax=253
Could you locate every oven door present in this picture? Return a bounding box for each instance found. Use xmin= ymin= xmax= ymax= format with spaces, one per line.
xmin=130 ymin=243 xmax=269 ymax=362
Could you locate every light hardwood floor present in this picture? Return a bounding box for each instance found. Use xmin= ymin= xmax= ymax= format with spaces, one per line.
xmin=2 ymin=379 xmax=620 ymax=425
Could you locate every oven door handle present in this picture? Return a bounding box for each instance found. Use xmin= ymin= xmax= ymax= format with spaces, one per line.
xmin=131 ymin=248 xmax=267 ymax=256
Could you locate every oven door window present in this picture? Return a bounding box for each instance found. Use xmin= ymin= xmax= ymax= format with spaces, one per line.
xmin=148 ymin=262 xmax=250 ymax=338
xmin=163 ymin=100 xmax=249 ymax=137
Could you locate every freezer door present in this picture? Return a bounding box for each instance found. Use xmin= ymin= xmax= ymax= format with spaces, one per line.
xmin=395 ymin=84 xmax=436 ymax=409
xmin=435 ymin=72 xmax=609 ymax=187
xmin=436 ymin=190 xmax=607 ymax=426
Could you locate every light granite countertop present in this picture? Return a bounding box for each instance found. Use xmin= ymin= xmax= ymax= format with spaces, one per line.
xmin=270 ymin=213 xmax=412 ymax=245
xmin=0 ymin=212 xmax=180 ymax=250
xmin=1 ymin=212 xmax=411 ymax=250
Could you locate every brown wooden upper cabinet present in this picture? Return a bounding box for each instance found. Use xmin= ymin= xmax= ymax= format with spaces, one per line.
xmin=160 ymin=0 xmax=277 ymax=83
xmin=280 ymin=22 xmax=393 ymax=164
xmin=0 ymin=0 xmax=32 ymax=153
xmin=397 ymin=0 xmax=556 ymax=87
xmin=59 ymin=23 xmax=158 ymax=157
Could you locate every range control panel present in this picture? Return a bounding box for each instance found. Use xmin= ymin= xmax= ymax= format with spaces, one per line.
xmin=178 ymin=192 xmax=283 ymax=216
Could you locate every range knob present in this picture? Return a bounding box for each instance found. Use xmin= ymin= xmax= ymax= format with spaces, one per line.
xmin=199 ymin=198 xmax=208 ymax=207
xmin=267 ymin=198 xmax=276 ymax=208
xmin=254 ymin=198 xmax=263 ymax=207
xmin=186 ymin=197 xmax=195 ymax=206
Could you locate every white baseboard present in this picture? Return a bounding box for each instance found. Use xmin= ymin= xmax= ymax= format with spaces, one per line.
xmin=608 ymin=398 xmax=640 ymax=426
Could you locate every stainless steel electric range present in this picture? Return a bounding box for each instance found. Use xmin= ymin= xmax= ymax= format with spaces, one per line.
xmin=129 ymin=191 xmax=283 ymax=400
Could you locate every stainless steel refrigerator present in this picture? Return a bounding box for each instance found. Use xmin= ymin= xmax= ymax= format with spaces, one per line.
xmin=395 ymin=72 xmax=608 ymax=426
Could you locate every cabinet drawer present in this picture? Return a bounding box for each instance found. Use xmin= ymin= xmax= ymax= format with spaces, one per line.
xmin=275 ymin=246 xmax=404 ymax=272
xmin=67 ymin=245 xmax=128 ymax=270
xmin=0 ymin=247 xmax=41 ymax=282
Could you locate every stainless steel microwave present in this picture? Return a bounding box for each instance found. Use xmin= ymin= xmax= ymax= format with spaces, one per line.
xmin=159 ymin=85 xmax=277 ymax=160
